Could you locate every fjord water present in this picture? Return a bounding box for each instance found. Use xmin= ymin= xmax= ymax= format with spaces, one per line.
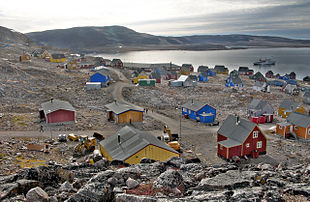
xmin=95 ymin=47 xmax=310 ymax=80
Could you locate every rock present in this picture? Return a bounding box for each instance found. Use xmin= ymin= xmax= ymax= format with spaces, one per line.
xmin=153 ymin=169 xmax=183 ymax=189
xmin=140 ymin=158 xmax=156 ymax=164
xmin=267 ymin=178 xmax=287 ymax=187
xmin=60 ymin=181 xmax=73 ymax=191
xmin=208 ymin=164 xmax=238 ymax=176
xmin=115 ymin=167 xmax=141 ymax=180
xmin=126 ymin=177 xmax=139 ymax=189
xmin=94 ymin=158 xmax=109 ymax=169
xmin=260 ymin=163 xmax=274 ymax=171
xmin=26 ymin=187 xmax=49 ymax=202
xmin=197 ymin=170 xmax=251 ymax=191
xmin=165 ymin=156 xmax=186 ymax=168
xmin=284 ymin=183 xmax=310 ymax=197
xmin=115 ymin=193 xmax=158 ymax=202
xmin=230 ymin=187 xmax=265 ymax=201
xmin=49 ymin=196 xmax=58 ymax=202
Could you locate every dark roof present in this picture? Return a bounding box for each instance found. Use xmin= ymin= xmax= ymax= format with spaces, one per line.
xmin=287 ymin=112 xmax=310 ymax=128
xmin=230 ymin=75 xmax=243 ymax=85
xmin=248 ymin=99 xmax=273 ymax=113
xmin=214 ymin=65 xmax=227 ymax=72
xmin=197 ymin=66 xmax=208 ymax=72
xmin=41 ymin=99 xmax=75 ymax=114
xmin=182 ymin=64 xmax=193 ymax=68
xmin=182 ymin=99 xmax=214 ymax=112
xmin=105 ymin=101 xmax=143 ymax=114
xmin=250 ymin=72 xmax=266 ymax=81
xmin=218 ymin=115 xmax=257 ymax=143
xmin=279 ymin=100 xmax=299 ymax=110
xmin=99 ymin=126 xmax=178 ymax=161
xmin=238 ymin=67 xmax=249 ymax=72
xmin=51 ymin=54 xmax=66 ymax=59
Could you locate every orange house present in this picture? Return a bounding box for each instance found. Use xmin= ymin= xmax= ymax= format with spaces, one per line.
xmin=277 ymin=112 xmax=310 ymax=139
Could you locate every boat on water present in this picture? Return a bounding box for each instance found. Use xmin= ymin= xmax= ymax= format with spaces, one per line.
xmin=253 ymin=58 xmax=276 ymax=66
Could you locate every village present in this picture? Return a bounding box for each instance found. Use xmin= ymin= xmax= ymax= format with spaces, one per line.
xmin=1 ymin=45 xmax=310 ymax=201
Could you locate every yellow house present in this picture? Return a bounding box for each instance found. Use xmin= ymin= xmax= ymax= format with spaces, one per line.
xmin=50 ymin=53 xmax=67 ymax=63
xmin=67 ymin=60 xmax=78 ymax=70
xmin=40 ymin=50 xmax=50 ymax=59
xmin=105 ymin=101 xmax=143 ymax=124
xmin=20 ymin=53 xmax=31 ymax=62
xmin=132 ymin=72 xmax=149 ymax=84
xmin=99 ymin=126 xmax=179 ymax=164
xmin=278 ymin=99 xmax=305 ymax=118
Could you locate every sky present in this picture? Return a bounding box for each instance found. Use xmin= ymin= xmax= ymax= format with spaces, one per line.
xmin=1 ymin=0 xmax=310 ymax=39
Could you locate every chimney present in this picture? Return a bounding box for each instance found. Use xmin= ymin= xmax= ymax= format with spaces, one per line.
xmin=235 ymin=114 xmax=240 ymax=125
xmin=118 ymin=134 xmax=121 ymax=144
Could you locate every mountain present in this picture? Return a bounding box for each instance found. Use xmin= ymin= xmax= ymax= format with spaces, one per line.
xmin=0 ymin=26 xmax=30 ymax=45
xmin=26 ymin=26 xmax=310 ymax=52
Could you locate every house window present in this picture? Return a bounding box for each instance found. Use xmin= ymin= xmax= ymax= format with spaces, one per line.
xmin=294 ymin=126 xmax=298 ymax=130
xmin=279 ymin=125 xmax=282 ymax=129
xmin=257 ymin=141 xmax=262 ymax=148
xmin=246 ymin=143 xmax=250 ymax=148
xmin=220 ymin=145 xmax=223 ymax=150
xmin=253 ymin=131 xmax=259 ymax=138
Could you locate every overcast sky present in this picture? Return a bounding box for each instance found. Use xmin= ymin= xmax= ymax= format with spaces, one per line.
xmin=1 ymin=0 xmax=310 ymax=39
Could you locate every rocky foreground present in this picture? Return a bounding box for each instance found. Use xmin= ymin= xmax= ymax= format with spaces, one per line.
xmin=0 ymin=156 xmax=309 ymax=201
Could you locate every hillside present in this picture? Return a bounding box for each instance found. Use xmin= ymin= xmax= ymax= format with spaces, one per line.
xmin=26 ymin=26 xmax=310 ymax=52
xmin=0 ymin=26 xmax=30 ymax=45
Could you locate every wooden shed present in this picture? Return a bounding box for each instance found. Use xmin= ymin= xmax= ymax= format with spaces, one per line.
xmin=217 ymin=115 xmax=267 ymax=160
xmin=40 ymin=99 xmax=75 ymax=124
xmin=182 ymin=99 xmax=216 ymax=123
xmin=99 ymin=126 xmax=179 ymax=164
xmin=105 ymin=101 xmax=143 ymax=124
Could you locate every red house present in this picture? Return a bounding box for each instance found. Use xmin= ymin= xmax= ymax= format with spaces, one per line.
xmin=217 ymin=115 xmax=267 ymax=160
xmin=40 ymin=99 xmax=75 ymax=124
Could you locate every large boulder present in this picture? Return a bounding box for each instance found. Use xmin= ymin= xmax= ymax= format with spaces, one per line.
xmin=26 ymin=187 xmax=49 ymax=202
xmin=165 ymin=157 xmax=186 ymax=168
xmin=197 ymin=170 xmax=252 ymax=191
xmin=126 ymin=178 xmax=139 ymax=189
xmin=153 ymin=169 xmax=183 ymax=189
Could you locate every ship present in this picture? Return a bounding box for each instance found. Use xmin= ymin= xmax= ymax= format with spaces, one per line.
xmin=253 ymin=58 xmax=276 ymax=65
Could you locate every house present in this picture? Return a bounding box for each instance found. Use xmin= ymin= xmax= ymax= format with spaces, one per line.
xmin=217 ymin=115 xmax=267 ymax=160
xmin=111 ymin=59 xmax=123 ymax=68
xmin=179 ymin=65 xmax=192 ymax=75
xmin=31 ymin=49 xmax=49 ymax=58
xmin=250 ymin=72 xmax=267 ymax=82
xmin=276 ymin=112 xmax=310 ymax=139
xmin=253 ymin=80 xmax=269 ymax=92
xmin=182 ymin=64 xmax=194 ymax=72
xmin=167 ymin=71 xmax=178 ymax=80
xmin=198 ymin=72 xmax=208 ymax=82
xmin=79 ymin=62 xmax=94 ymax=69
xmin=225 ymin=74 xmax=243 ymax=88
xmin=90 ymin=72 xmax=110 ymax=87
xmin=248 ymin=99 xmax=274 ymax=123
xmin=265 ymin=70 xmax=274 ymax=78
xmin=289 ymin=72 xmax=296 ymax=80
xmin=279 ymin=74 xmax=290 ymax=81
xmin=214 ymin=65 xmax=228 ymax=74
xmin=303 ymin=91 xmax=310 ymax=105
xmin=99 ymin=126 xmax=179 ymax=164
xmin=282 ymin=83 xmax=298 ymax=95
xmin=19 ymin=53 xmax=31 ymax=62
xmin=150 ymin=72 xmax=161 ymax=83
xmin=105 ymin=101 xmax=143 ymax=124
xmin=197 ymin=65 xmax=208 ymax=72
xmin=139 ymin=79 xmax=156 ymax=86
xmin=176 ymin=75 xmax=197 ymax=87
xmin=207 ymin=69 xmax=217 ymax=77
xmin=50 ymin=54 xmax=66 ymax=63
xmin=278 ymin=99 xmax=305 ymax=118
xmin=182 ymin=99 xmax=216 ymax=123
xmin=303 ymin=76 xmax=310 ymax=82
xmin=238 ymin=67 xmax=253 ymax=76
xmin=39 ymin=99 xmax=75 ymax=124
xmin=267 ymin=80 xmax=284 ymax=87
xmin=102 ymin=59 xmax=112 ymax=67
xmin=154 ymin=67 xmax=169 ymax=80
xmin=132 ymin=72 xmax=149 ymax=84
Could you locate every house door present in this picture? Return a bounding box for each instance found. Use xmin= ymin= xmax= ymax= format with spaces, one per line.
xmin=252 ymin=150 xmax=259 ymax=158
xmin=107 ymin=111 xmax=113 ymax=121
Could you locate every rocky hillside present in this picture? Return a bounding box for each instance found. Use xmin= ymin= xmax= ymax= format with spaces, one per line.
xmin=0 ymin=26 xmax=30 ymax=45
xmin=1 ymin=156 xmax=309 ymax=201
xmin=26 ymin=26 xmax=310 ymax=52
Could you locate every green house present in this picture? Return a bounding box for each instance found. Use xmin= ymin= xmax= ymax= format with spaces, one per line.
xmin=139 ymin=79 xmax=156 ymax=86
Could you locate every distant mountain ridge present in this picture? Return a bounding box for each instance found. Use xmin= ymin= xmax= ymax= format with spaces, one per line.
xmin=0 ymin=26 xmax=30 ymax=45
xmin=23 ymin=25 xmax=310 ymax=52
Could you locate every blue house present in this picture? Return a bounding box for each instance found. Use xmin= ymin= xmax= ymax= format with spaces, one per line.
xmin=198 ymin=72 xmax=208 ymax=82
xmin=207 ymin=69 xmax=216 ymax=77
xmin=182 ymin=100 xmax=216 ymax=123
xmin=279 ymin=74 xmax=290 ymax=81
xmin=90 ymin=72 xmax=110 ymax=87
